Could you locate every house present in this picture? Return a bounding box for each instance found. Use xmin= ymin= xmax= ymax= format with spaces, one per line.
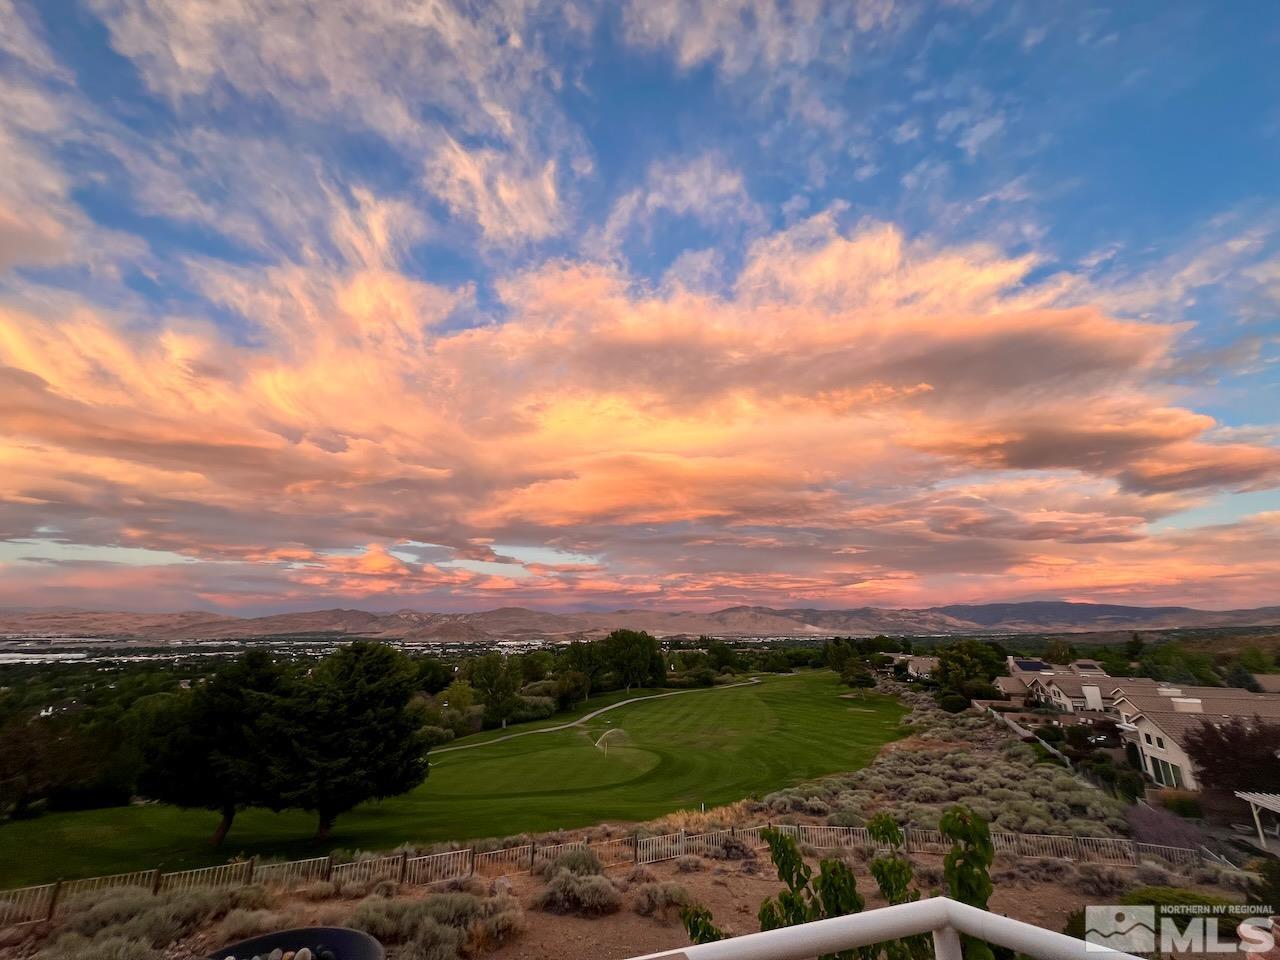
xmin=1113 ymin=690 xmax=1280 ymax=791
xmin=1020 ymin=660 xmax=1119 ymax=712
xmin=906 ymin=655 xmax=939 ymax=679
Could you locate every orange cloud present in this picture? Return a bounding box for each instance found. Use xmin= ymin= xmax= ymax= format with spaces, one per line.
xmin=2 ymin=212 xmax=1278 ymax=611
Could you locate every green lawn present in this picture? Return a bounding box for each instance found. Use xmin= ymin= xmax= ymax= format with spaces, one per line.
xmin=0 ymin=671 xmax=905 ymax=886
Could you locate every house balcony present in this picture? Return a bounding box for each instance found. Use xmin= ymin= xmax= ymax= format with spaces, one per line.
xmin=625 ymin=896 xmax=1143 ymax=960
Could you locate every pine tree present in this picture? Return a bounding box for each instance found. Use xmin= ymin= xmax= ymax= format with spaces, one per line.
xmin=280 ymin=641 xmax=430 ymax=839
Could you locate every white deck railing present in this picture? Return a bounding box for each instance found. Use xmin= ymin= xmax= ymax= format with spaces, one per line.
xmin=625 ymin=897 xmax=1143 ymax=960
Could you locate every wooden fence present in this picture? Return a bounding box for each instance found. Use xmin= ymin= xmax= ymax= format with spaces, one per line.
xmin=0 ymin=823 xmax=1208 ymax=927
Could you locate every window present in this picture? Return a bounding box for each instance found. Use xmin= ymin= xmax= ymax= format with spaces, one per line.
xmin=1150 ymin=757 xmax=1184 ymax=788
xmin=1144 ymin=733 xmax=1152 ymax=744
xmin=1155 ymin=736 xmax=1164 ymax=749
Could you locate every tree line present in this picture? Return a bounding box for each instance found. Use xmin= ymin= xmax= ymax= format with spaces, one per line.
xmin=4 ymin=627 xmax=830 ymax=835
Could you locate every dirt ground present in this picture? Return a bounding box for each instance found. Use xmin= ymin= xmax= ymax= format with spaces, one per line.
xmin=482 ymin=854 xmax=1193 ymax=960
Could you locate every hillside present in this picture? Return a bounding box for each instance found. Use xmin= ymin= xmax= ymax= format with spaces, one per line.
xmin=2 ymin=600 xmax=1279 ymax=643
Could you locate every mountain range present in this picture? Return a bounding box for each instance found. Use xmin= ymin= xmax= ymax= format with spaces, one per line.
xmin=2 ymin=600 xmax=1279 ymax=643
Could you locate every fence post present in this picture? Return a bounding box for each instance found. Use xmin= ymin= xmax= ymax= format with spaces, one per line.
xmin=323 ymin=856 xmax=333 ymax=882
xmin=244 ymin=857 xmax=257 ymax=884
xmin=633 ymin=832 xmax=639 ymax=864
xmin=904 ymin=828 xmax=913 ymax=855
xmin=45 ymin=880 xmax=63 ymax=922
xmin=398 ymin=851 xmax=409 ymax=884
xmin=469 ymin=848 xmax=476 ymax=877
xmin=1072 ymin=835 xmax=1082 ymax=861
xmin=528 ymin=843 xmax=536 ymax=872
xmin=150 ymin=869 xmax=162 ymax=895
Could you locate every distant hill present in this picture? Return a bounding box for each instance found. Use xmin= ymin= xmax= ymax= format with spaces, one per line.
xmin=2 ymin=601 xmax=1278 ymax=643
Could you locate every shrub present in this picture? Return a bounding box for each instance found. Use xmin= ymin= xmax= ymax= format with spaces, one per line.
xmin=1158 ymin=790 xmax=1203 ymax=818
xmin=634 ymin=882 xmax=691 ymax=919
xmin=1017 ymin=858 xmax=1073 ymax=883
xmin=675 ymin=856 xmax=703 ymax=873
xmin=351 ymin=897 xmax=437 ymax=943
xmin=705 ymin=835 xmax=756 ymax=860
xmin=215 ymin=909 xmax=287 ymax=943
xmin=474 ymin=894 xmax=525 ymax=948
xmin=1135 ymin=861 xmax=1172 ymax=886
xmin=626 ymin=865 xmax=657 ymax=884
xmin=1077 ymin=864 xmax=1130 ymax=897
xmin=508 ymin=696 xmax=556 ymax=723
xmin=403 ymin=917 xmax=464 ymax=960
xmin=936 ymin=693 xmax=969 ymax=713
xmin=297 ymin=881 xmax=336 ymax=902
xmin=40 ymin=934 xmax=155 ymax=960
xmin=534 ymin=846 xmax=601 ymax=878
xmin=533 ymin=870 xmax=623 ymax=917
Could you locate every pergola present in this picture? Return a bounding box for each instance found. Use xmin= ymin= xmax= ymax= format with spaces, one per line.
xmin=1235 ymin=792 xmax=1280 ymax=851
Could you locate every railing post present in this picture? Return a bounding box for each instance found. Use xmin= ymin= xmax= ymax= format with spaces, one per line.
xmin=933 ymin=924 xmax=964 ymax=960
xmin=46 ymin=880 xmax=63 ymax=922
xmin=528 ymin=843 xmax=536 ymax=872
xmin=150 ymin=869 xmax=162 ymax=895
xmin=398 ymin=851 xmax=409 ymax=884
xmin=244 ymin=857 xmax=256 ymax=884
xmin=323 ymin=856 xmax=333 ymax=882
xmin=904 ymin=828 xmax=913 ymax=854
xmin=1072 ymin=835 xmax=1082 ymax=861
xmin=633 ymin=832 xmax=639 ymax=864
xmin=469 ymin=848 xmax=476 ymax=877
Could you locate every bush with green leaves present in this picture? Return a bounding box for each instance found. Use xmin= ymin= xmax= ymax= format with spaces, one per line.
xmin=683 ymin=806 xmax=995 ymax=960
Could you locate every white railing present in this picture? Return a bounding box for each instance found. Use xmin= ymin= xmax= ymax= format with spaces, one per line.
xmin=625 ymin=897 xmax=1145 ymax=960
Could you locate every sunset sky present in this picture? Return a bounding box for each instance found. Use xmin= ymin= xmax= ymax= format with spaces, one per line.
xmin=1 ymin=1 xmax=1278 ymax=614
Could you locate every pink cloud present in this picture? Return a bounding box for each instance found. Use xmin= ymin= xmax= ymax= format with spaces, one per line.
xmin=2 ymin=212 xmax=1278 ymax=610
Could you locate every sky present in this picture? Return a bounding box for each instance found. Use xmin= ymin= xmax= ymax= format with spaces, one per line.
xmin=1 ymin=1 xmax=1279 ymax=615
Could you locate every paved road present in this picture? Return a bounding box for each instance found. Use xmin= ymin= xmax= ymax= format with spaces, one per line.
xmin=431 ymin=677 xmax=765 ymax=755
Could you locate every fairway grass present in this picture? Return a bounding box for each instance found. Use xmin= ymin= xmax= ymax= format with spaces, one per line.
xmin=0 ymin=671 xmax=905 ymax=886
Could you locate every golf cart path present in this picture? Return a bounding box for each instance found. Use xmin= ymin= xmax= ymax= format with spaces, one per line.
xmin=432 ymin=677 xmax=770 ymax=755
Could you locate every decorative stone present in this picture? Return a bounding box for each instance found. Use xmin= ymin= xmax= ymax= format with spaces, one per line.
xmin=294 ymin=948 xmax=312 ymax=960
xmin=269 ymin=948 xmax=283 ymax=960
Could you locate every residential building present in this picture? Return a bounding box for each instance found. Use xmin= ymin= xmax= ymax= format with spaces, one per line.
xmin=1112 ymin=689 xmax=1280 ymax=791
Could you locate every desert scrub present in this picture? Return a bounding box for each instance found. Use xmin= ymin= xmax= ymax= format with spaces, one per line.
xmin=675 ymin=856 xmax=704 ymax=873
xmin=351 ymin=892 xmax=524 ymax=955
xmin=39 ymin=934 xmax=156 ymax=960
xmin=1076 ymin=863 xmax=1131 ymax=897
xmin=533 ymin=870 xmax=623 ymax=917
xmin=704 ymin=835 xmax=756 ymax=860
xmin=297 ymin=880 xmax=337 ymax=901
xmin=214 ymin=909 xmax=290 ymax=943
xmin=633 ymin=882 xmax=691 ymax=920
xmin=57 ymin=886 xmax=272 ymax=947
xmin=532 ymin=846 xmax=601 ymax=878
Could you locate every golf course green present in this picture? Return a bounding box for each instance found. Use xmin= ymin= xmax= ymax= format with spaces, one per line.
xmin=0 ymin=671 xmax=905 ymax=886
